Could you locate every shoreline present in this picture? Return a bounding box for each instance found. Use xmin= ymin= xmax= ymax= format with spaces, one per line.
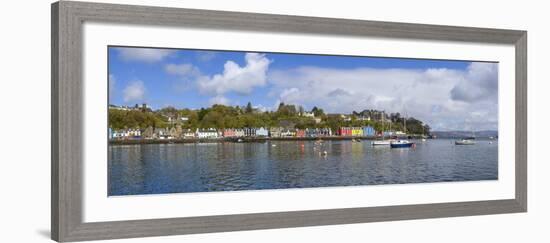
xmin=108 ymin=135 xmax=431 ymax=145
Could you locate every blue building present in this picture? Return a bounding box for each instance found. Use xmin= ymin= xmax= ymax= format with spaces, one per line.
xmin=362 ymin=126 xmax=376 ymax=136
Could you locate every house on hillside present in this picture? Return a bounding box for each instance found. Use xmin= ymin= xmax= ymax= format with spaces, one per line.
xmin=301 ymin=112 xmax=315 ymax=118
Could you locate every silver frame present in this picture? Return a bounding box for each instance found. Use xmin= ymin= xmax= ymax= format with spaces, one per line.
xmin=51 ymin=1 xmax=527 ymax=242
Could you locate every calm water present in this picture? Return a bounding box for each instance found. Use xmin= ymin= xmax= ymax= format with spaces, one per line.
xmin=108 ymin=139 xmax=498 ymax=196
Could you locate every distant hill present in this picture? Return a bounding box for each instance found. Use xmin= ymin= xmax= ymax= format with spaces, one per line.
xmin=430 ymin=130 xmax=498 ymax=138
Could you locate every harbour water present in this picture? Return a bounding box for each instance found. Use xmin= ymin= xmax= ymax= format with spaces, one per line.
xmin=108 ymin=139 xmax=498 ymax=196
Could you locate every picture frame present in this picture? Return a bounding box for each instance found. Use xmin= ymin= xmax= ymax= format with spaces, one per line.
xmin=51 ymin=1 xmax=527 ymax=242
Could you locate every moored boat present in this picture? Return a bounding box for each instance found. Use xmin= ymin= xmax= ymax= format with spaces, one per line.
xmin=455 ymin=139 xmax=475 ymax=145
xmin=372 ymin=140 xmax=391 ymax=146
xmin=390 ymin=140 xmax=414 ymax=148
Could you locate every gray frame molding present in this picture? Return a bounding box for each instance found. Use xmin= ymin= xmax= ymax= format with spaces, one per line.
xmin=51 ymin=1 xmax=527 ymax=242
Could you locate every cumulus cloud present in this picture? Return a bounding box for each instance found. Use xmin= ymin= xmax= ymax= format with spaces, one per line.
xmin=123 ymin=80 xmax=146 ymax=103
xmin=209 ymin=95 xmax=230 ymax=106
xmin=197 ymin=53 xmax=271 ymax=95
xmin=451 ymin=62 xmax=498 ymax=102
xmin=268 ymin=62 xmax=498 ymax=131
xmin=117 ymin=47 xmax=175 ymax=63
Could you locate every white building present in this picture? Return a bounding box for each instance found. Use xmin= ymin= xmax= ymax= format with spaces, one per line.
xmin=234 ymin=129 xmax=245 ymax=137
xmin=196 ymin=128 xmax=218 ymax=139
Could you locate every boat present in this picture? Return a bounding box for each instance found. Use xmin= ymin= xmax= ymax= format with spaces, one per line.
xmin=372 ymin=121 xmax=391 ymax=146
xmin=455 ymin=139 xmax=475 ymax=145
xmin=372 ymin=140 xmax=391 ymax=146
xmin=390 ymin=140 xmax=414 ymax=148
xmin=455 ymin=129 xmax=476 ymax=145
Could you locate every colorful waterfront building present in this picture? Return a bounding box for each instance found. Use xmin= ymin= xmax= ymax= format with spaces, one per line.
xmin=362 ymin=126 xmax=376 ymax=136
xmin=296 ymin=129 xmax=306 ymax=137
xmin=256 ymin=127 xmax=269 ymax=137
xmin=223 ymin=129 xmax=237 ymax=137
xmin=111 ymin=129 xmax=126 ymax=139
xmin=244 ymin=128 xmax=256 ymax=137
xmin=351 ymin=127 xmax=363 ymax=137
xmin=155 ymin=128 xmax=171 ymax=139
xmin=281 ymin=129 xmax=296 ymax=137
xmin=338 ymin=127 xmax=352 ymax=136
xmin=234 ymin=129 xmax=245 ymax=137
xmin=196 ymin=128 xmax=218 ymax=139
xmin=142 ymin=126 xmax=154 ymax=139
xmin=269 ymin=127 xmax=283 ymax=138
xmin=182 ymin=129 xmax=195 ymax=139
xmin=305 ymin=128 xmax=317 ymax=137
xmin=319 ymin=127 xmax=332 ymax=136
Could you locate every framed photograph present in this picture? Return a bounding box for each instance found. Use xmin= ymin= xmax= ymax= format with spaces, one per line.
xmin=52 ymin=1 xmax=527 ymax=242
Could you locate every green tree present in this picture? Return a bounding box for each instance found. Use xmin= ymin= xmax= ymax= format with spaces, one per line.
xmin=245 ymin=102 xmax=253 ymax=113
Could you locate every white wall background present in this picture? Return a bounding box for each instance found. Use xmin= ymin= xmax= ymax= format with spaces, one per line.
xmin=0 ymin=0 xmax=547 ymax=242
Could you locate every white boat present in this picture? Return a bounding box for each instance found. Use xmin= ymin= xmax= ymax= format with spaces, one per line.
xmin=455 ymin=139 xmax=475 ymax=145
xmin=372 ymin=140 xmax=391 ymax=146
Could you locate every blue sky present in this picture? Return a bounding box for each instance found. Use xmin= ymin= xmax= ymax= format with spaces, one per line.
xmin=108 ymin=46 xmax=498 ymax=131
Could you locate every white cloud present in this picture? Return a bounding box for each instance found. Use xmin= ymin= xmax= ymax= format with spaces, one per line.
xmin=209 ymin=95 xmax=230 ymax=106
xmin=268 ymin=62 xmax=498 ymax=131
xmin=451 ymin=62 xmax=498 ymax=102
xmin=197 ymin=53 xmax=271 ymax=95
xmin=123 ymin=81 xmax=146 ymax=103
xmin=117 ymin=47 xmax=175 ymax=63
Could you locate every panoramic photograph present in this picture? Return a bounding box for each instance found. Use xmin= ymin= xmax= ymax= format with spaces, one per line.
xmin=107 ymin=46 xmax=498 ymax=196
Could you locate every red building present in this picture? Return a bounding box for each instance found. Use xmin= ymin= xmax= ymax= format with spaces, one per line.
xmin=338 ymin=127 xmax=352 ymax=136
xmin=223 ymin=129 xmax=236 ymax=137
xmin=296 ymin=129 xmax=306 ymax=137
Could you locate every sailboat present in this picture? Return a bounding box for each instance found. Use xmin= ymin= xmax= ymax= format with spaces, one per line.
xmin=455 ymin=129 xmax=476 ymax=145
xmin=372 ymin=121 xmax=392 ymax=146
xmin=421 ymin=125 xmax=427 ymax=142
xmin=389 ymin=115 xmax=415 ymax=148
xmin=390 ymin=139 xmax=414 ymax=148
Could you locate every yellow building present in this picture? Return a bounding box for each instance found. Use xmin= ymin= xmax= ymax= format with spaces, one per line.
xmin=351 ymin=127 xmax=363 ymax=137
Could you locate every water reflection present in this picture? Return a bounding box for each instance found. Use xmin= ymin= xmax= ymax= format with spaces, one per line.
xmin=108 ymin=139 xmax=498 ymax=196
